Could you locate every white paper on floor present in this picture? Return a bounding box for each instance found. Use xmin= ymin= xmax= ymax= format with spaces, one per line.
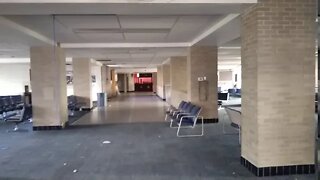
xmin=73 ymin=169 xmax=78 ymax=173
xmin=102 ymin=141 xmax=111 ymax=144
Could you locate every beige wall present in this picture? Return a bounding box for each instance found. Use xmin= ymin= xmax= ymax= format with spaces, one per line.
xmin=241 ymin=0 xmax=316 ymax=167
xmin=30 ymin=46 xmax=67 ymax=127
xmin=73 ymin=58 xmax=92 ymax=108
xmin=187 ymin=46 xmax=218 ymax=119
xmin=170 ymin=56 xmax=187 ymax=107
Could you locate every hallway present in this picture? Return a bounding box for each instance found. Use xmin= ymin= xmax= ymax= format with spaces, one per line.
xmin=73 ymin=93 xmax=168 ymax=126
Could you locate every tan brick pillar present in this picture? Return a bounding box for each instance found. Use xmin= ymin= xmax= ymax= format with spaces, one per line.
xmin=170 ymin=56 xmax=187 ymax=107
xmin=30 ymin=46 xmax=68 ymax=130
xmin=73 ymin=58 xmax=92 ymax=108
xmin=101 ymin=65 xmax=107 ymax=93
xmin=241 ymin=0 xmax=316 ymax=176
xmin=152 ymin=72 xmax=157 ymax=93
xmin=163 ymin=64 xmax=171 ymax=102
xmin=187 ymin=46 xmax=218 ymax=122
xmin=156 ymin=66 xmax=164 ymax=100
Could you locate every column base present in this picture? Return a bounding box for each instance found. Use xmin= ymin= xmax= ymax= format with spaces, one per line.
xmin=201 ymin=118 xmax=218 ymax=124
xmin=155 ymin=94 xmax=166 ymax=101
xmin=240 ymin=157 xmax=315 ymax=177
xmin=33 ymin=126 xmax=63 ymax=131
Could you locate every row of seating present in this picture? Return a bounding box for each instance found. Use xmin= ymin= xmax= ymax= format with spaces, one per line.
xmin=67 ymin=95 xmax=86 ymax=116
xmin=0 ymin=95 xmax=32 ymax=132
xmin=165 ymin=101 xmax=203 ymax=137
xmin=228 ymin=88 xmax=241 ymax=97
xmin=0 ymin=95 xmax=24 ymax=114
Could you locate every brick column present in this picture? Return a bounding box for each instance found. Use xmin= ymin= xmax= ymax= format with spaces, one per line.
xmin=241 ymin=0 xmax=316 ymax=176
xmin=156 ymin=66 xmax=164 ymax=99
xmin=170 ymin=56 xmax=187 ymax=107
xmin=73 ymin=58 xmax=92 ymax=108
xmin=187 ymin=46 xmax=218 ymax=123
xmin=163 ymin=64 xmax=171 ymax=102
xmin=30 ymin=46 xmax=68 ymax=130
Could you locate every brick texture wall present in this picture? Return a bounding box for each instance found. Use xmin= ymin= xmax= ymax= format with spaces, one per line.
xmin=170 ymin=56 xmax=187 ymax=107
xmin=187 ymin=46 xmax=218 ymax=119
xmin=241 ymin=0 xmax=316 ymax=167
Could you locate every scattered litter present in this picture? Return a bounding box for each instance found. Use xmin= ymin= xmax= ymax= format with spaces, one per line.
xmin=80 ymin=156 xmax=85 ymax=159
xmin=73 ymin=169 xmax=78 ymax=173
xmin=232 ymin=172 xmax=236 ymax=175
xmin=158 ymin=135 xmax=161 ymax=138
xmin=63 ymin=163 xmax=67 ymax=166
xmin=102 ymin=141 xmax=111 ymax=144
xmin=0 ymin=147 xmax=8 ymax=150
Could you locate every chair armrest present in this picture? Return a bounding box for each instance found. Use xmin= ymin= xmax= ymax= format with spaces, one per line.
xmin=177 ymin=113 xmax=191 ymax=119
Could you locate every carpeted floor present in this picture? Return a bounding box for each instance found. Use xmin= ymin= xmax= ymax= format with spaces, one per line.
xmin=0 ymin=93 xmax=316 ymax=180
xmin=0 ymin=120 xmax=315 ymax=180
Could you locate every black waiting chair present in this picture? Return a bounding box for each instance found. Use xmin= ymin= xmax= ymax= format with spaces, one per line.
xmin=5 ymin=104 xmax=32 ymax=132
xmin=170 ymin=104 xmax=203 ymax=137
xmin=164 ymin=101 xmax=187 ymax=121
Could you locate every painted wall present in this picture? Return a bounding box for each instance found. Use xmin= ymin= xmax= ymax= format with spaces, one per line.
xmin=0 ymin=63 xmax=30 ymax=96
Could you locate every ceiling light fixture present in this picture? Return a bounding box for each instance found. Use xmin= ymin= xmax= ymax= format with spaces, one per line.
xmin=73 ymin=28 xmax=171 ymax=34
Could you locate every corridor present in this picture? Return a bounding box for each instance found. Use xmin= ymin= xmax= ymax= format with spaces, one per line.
xmin=73 ymin=93 xmax=168 ymax=125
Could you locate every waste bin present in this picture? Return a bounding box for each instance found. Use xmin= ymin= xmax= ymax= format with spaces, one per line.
xmin=97 ymin=93 xmax=107 ymax=107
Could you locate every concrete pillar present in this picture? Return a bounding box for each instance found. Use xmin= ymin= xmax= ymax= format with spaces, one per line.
xmin=163 ymin=64 xmax=171 ymax=101
xmin=156 ymin=66 xmax=164 ymax=99
xmin=170 ymin=56 xmax=187 ymax=107
xmin=241 ymin=0 xmax=316 ymax=176
xmin=152 ymin=72 xmax=157 ymax=93
xmin=30 ymin=46 xmax=68 ymax=130
xmin=110 ymin=69 xmax=118 ymax=96
xmin=124 ymin=74 xmax=128 ymax=93
xmin=101 ymin=65 xmax=107 ymax=93
xmin=187 ymin=46 xmax=218 ymax=122
xmin=73 ymin=58 xmax=92 ymax=108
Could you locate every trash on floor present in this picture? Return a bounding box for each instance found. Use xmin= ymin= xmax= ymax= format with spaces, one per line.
xmin=102 ymin=141 xmax=111 ymax=144
xmin=73 ymin=169 xmax=78 ymax=173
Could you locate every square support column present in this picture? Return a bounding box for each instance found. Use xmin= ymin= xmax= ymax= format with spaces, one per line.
xmin=187 ymin=46 xmax=218 ymax=123
xmin=241 ymin=0 xmax=316 ymax=176
xmin=73 ymin=58 xmax=92 ymax=108
xmin=170 ymin=56 xmax=187 ymax=107
xmin=30 ymin=46 xmax=68 ymax=130
xmin=156 ymin=66 xmax=164 ymax=100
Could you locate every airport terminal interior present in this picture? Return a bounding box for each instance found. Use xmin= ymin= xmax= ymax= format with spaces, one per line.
xmin=0 ymin=0 xmax=319 ymax=179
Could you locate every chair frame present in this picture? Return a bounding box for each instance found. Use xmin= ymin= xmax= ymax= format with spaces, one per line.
xmin=170 ymin=108 xmax=204 ymax=138
xmin=223 ymin=107 xmax=241 ymax=144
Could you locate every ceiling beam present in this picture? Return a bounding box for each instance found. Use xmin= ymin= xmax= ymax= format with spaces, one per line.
xmin=0 ymin=16 xmax=55 ymax=45
xmin=191 ymin=14 xmax=239 ymax=46
xmin=0 ymin=0 xmax=257 ymax=3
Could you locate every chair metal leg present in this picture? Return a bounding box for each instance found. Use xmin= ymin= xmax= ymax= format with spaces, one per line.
xmin=177 ymin=117 xmax=204 ymax=138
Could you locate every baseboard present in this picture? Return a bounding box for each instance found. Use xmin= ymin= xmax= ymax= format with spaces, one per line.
xmin=33 ymin=125 xmax=63 ymax=131
xmin=200 ymin=118 xmax=219 ymax=124
xmin=240 ymin=156 xmax=315 ymax=177
xmin=155 ymin=94 xmax=166 ymax=101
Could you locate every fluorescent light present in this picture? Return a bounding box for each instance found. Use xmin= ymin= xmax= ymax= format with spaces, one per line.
xmin=73 ymin=28 xmax=171 ymax=34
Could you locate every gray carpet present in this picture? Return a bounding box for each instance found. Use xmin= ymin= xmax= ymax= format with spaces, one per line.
xmin=0 ymin=119 xmax=315 ymax=180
